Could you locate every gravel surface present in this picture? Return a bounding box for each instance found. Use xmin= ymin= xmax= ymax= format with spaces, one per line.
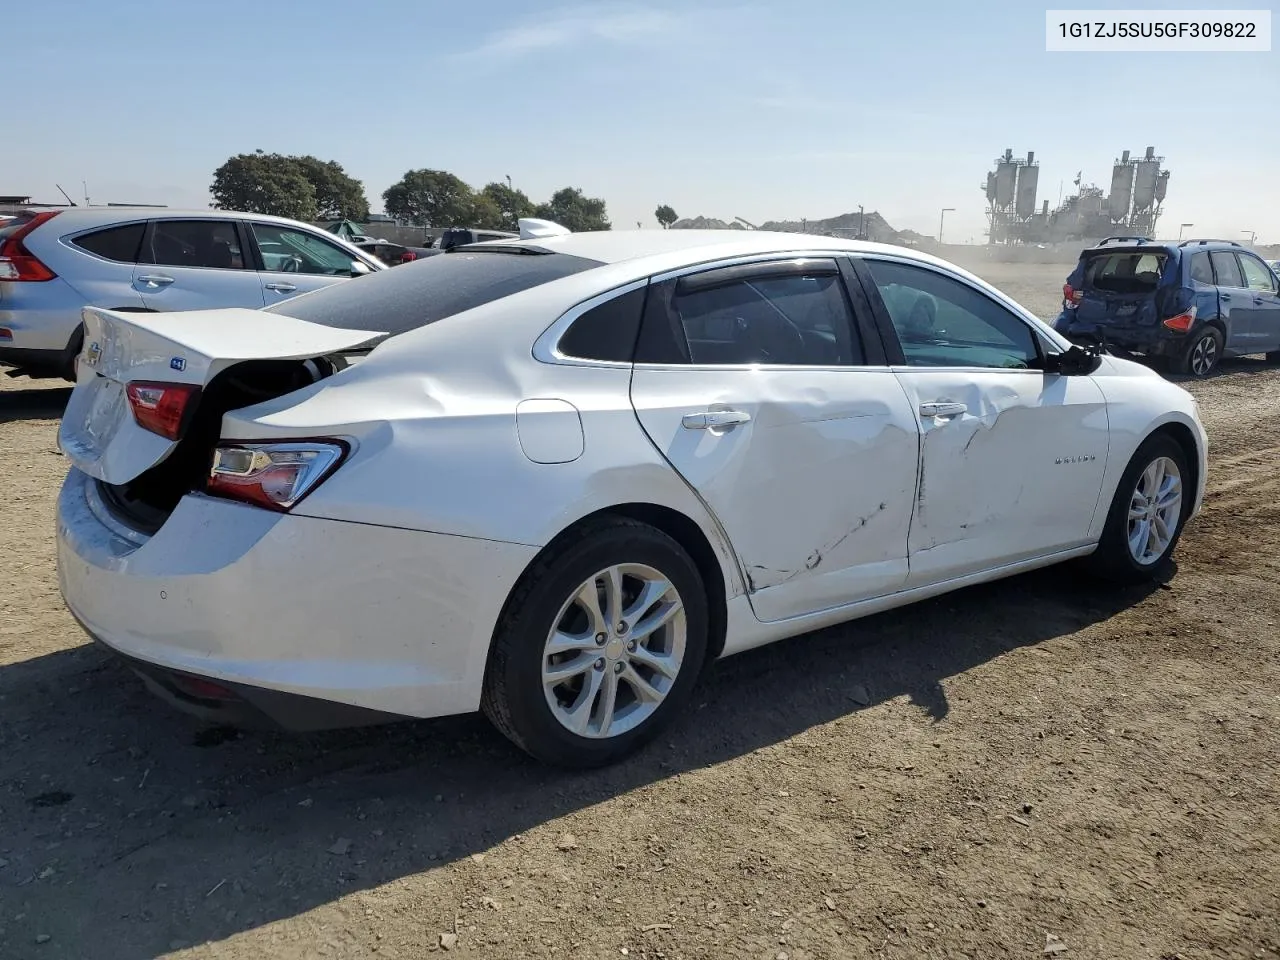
xmin=1 ymin=263 xmax=1277 ymax=960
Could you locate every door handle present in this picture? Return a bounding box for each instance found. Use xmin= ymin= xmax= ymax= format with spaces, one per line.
xmin=1254 ymin=297 xmax=1265 ymax=305
xmin=136 ymin=274 xmax=175 ymax=287
xmin=264 ymin=282 xmax=297 ymax=293
xmin=682 ymin=409 xmax=751 ymax=430
xmin=920 ymin=401 xmax=967 ymax=418
xmin=1220 ymin=293 xmax=1232 ymax=301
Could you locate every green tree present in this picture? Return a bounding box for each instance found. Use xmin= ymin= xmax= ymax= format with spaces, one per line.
xmin=382 ymin=169 xmax=476 ymax=227
xmin=654 ymin=204 xmax=678 ymax=229
xmin=293 ymin=156 xmax=369 ymax=221
xmin=480 ymin=182 xmax=537 ymax=231
xmin=536 ymin=187 xmax=611 ymax=232
xmin=467 ymin=193 xmax=505 ymax=231
xmin=210 ymin=151 xmax=318 ymax=221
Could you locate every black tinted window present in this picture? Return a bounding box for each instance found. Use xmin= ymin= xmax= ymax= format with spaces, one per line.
xmin=1210 ymin=251 xmax=1243 ymax=287
xmin=72 ymin=223 xmax=144 ymax=263
xmin=1189 ymin=251 xmax=1214 ymax=284
xmin=267 ymin=250 xmax=602 ymax=333
xmin=145 ymin=220 xmax=246 ymax=269
xmin=661 ymin=266 xmax=859 ymax=366
xmin=864 ymin=258 xmax=1039 ymax=369
xmin=558 ymin=286 xmax=646 ymax=362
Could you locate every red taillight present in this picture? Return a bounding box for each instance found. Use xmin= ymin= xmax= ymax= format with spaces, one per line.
xmin=0 ymin=211 xmax=60 ymax=282
xmin=400 ymin=251 xmax=416 ymax=263
xmin=0 ymin=327 xmax=12 ymax=341
xmin=172 ymin=675 xmax=238 ymax=701
xmin=1162 ymin=306 xmax=1197 ymax=333
xmin=207 ymin=441 xmax=347 ymax=512
xmin=125 ymin=381 xmax=200 ymax=440
xmin=1063 ymin=283 xmax=1082 ymax=305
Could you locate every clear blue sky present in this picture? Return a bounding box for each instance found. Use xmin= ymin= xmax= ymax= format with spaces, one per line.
xmin=8 ymin=0 xmax=1278 ymax=242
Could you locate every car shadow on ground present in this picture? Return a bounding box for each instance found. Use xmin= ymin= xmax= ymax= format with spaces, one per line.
xmin=0 ymin=383 xmax=71 ymax=424
xmin=0 ymin=564 xmax=1166 ymax=958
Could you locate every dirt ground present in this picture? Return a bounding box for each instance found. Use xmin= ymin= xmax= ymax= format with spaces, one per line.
xmin=1 ymin=263 xmax=1277 ymax=960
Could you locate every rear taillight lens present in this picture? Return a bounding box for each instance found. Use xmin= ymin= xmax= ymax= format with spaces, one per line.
xmin=399 ymin=252 xmax=416 ymax=263
xmin=207 ymin=441 xmax=347 ymax=512
xmin=1062 ymin=283 xmax=1082 ymax=305
xmin=1162 ymin=305 xmax=1197 ymax=332
xmin=0 ymin=211 xmax=60 ymax=282
xmin=125 ymin=381 xmax=200 ymax=440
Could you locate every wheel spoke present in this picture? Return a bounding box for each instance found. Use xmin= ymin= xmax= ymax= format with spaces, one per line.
xmin=596 ymin=670 xmax=619 ymax=738
xmin=621 ymin=663 xmax=665 ymax=704
xmin=627 ymin=643 xmax=679 ymax=680
xmin=624 ymin=577 xmax=672 ymax=623
xmin=1129 ymin=518 xmax=1151 ymax=559
xmin=602 ymin=566 xmax=624 ymax=630
xmin=1128 ymin=499 xmax=1147 ymax=521
xmin=545 ymin=630 xmax=598 ymax=657
xmin=563 ymin=666 xmax=605 ymax=735
xmin=1151 ymin=514 xmax=1172 ymax=552
xmin=574 ymin=579 xmax=608 ymax=636
xmin=631 ymin=598 xmax=682 ymax=642
xmin=543 ymin=653 xmax=596 ymax=686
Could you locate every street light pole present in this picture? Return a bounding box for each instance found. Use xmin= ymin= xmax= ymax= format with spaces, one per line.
xmin=939 ymin=207 xmax=955 ymax=244
xmin=858 ymin=204 xmax=864 ymax=240
xmin=1179 ymin=222 xmax=1194 ymax=240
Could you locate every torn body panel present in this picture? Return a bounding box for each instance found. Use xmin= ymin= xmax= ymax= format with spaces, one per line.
xmin=891 ymin=368 xmax=1109 ymax=587
xmin=629 ymin=365 xmax=919 ymax=623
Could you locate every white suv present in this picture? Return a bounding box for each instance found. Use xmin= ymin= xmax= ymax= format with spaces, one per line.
xmin=0 ymin=208 xmax=384 ymax=380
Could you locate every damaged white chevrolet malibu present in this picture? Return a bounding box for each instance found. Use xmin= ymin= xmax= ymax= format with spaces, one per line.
xmin=56 ymin=228 xmax=1208 ymax=767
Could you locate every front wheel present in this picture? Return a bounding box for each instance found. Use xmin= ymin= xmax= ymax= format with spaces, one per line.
xmin=481 ymin=518 xmax=709 ymax=768
xmin=1174 ymin=327 xmax=1222 ymax=377
xmin=1086 ymin=434 xmax=1190 ymax=584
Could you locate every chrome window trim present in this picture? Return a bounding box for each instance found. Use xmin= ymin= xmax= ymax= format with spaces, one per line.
xmin=532 ymin=278 xmax=650 ymax=368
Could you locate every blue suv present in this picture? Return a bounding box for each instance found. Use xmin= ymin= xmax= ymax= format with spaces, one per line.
xmin=1054 ymin=237 xmax=1280 ymax=377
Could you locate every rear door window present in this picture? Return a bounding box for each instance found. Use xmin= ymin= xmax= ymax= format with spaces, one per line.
xmin=144 ymin=220 xmax=247 ymax=270
xmin=72 ymin=223 xmax=145 ymax=263
xmin=1210 ymin=251 xmax=1244 ymax=288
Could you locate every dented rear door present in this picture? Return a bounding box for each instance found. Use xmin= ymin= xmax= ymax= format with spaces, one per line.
xmin=628 ymin=257 xmax=920 ymax=624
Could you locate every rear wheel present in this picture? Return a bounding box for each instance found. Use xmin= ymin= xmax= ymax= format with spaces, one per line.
xmin=481 ymin=518 xmax=709 ymax=768
xmin=1086 ymin=434 xmax=1189 ymax=584
xmin=1174 ymin=326 xmax=1222 ymax=377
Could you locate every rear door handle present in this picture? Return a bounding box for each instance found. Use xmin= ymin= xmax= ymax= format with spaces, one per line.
xmin=264 ymin=282 xmax=297 ymax=293
xmin=135 ymin=274 xmax=175 ymax=287
xmin=1221 ymin=293 xmax=1232 ymax=301
xmin=682 ymin=409 xmax=751 ymax=430
xmin=920 ymin=401 xmax=967 ymax=418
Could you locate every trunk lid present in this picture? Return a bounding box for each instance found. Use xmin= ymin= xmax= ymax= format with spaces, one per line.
xmin=59 ymin=306 xmax=384 ymax=485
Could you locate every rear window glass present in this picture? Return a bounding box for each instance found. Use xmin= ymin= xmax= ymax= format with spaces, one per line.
xmin=266 ymin=250 xmax=602 ymax=333
xmin=1189 ymin=251 xmax=1214 ymax=284
xmin=1083 ymin=251 xmax=1167 ymax=294
xmin=72 ymin=223 xmax=145 ymax=263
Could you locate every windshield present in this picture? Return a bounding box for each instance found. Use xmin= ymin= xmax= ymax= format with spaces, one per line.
xmin=265 ymin=249 xmax=602 ymax=333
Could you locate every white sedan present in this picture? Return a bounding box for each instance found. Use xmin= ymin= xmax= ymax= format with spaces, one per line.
xmin=56 ymin=229 xmax=1208 ymax=767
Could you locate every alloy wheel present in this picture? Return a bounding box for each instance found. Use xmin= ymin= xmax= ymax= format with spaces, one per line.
xmin=541 ymin=564 xmax=687 ymax=739
xmin=1189 ymin=334 xmax=1218 ymax=376
xmin=1127 ymin=456 xmax=1183 ymax=565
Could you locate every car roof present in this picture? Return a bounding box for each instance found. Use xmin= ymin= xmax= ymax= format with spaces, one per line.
xmin=473 ymin=229 xmax=933 ymax=268
xmin=25 ymin=207 xmax=335 ymax=231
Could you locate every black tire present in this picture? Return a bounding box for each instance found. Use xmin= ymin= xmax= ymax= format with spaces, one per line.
xmin=1173 ymin=326 xmax=1223 ymax=377
xmin=57 ymin=324 xmax=85 ymax=382
xmin=481 ymin=518 xmax=709 ymax=768
xmin=1266 ymin=350 xmax=1280 ymax=364
xmin=1085 ymin=433 xmax=1190 ymax=585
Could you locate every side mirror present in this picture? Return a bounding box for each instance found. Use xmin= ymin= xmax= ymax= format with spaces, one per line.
xmin=1045 ymin=343 xmax=1102 ymax=376
xmin=350 ymin=260 xmax=372 ymax=276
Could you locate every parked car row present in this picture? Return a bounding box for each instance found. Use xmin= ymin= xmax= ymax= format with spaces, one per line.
xmin=0 ymin=208 xmax=386 ymax=379
xmin=54 ymin=226 xmax=1208 ymax=767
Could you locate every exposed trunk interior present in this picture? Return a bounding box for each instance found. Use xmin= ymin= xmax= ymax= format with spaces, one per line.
xmin=97 ymin=356 xmax=346 ymax=534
